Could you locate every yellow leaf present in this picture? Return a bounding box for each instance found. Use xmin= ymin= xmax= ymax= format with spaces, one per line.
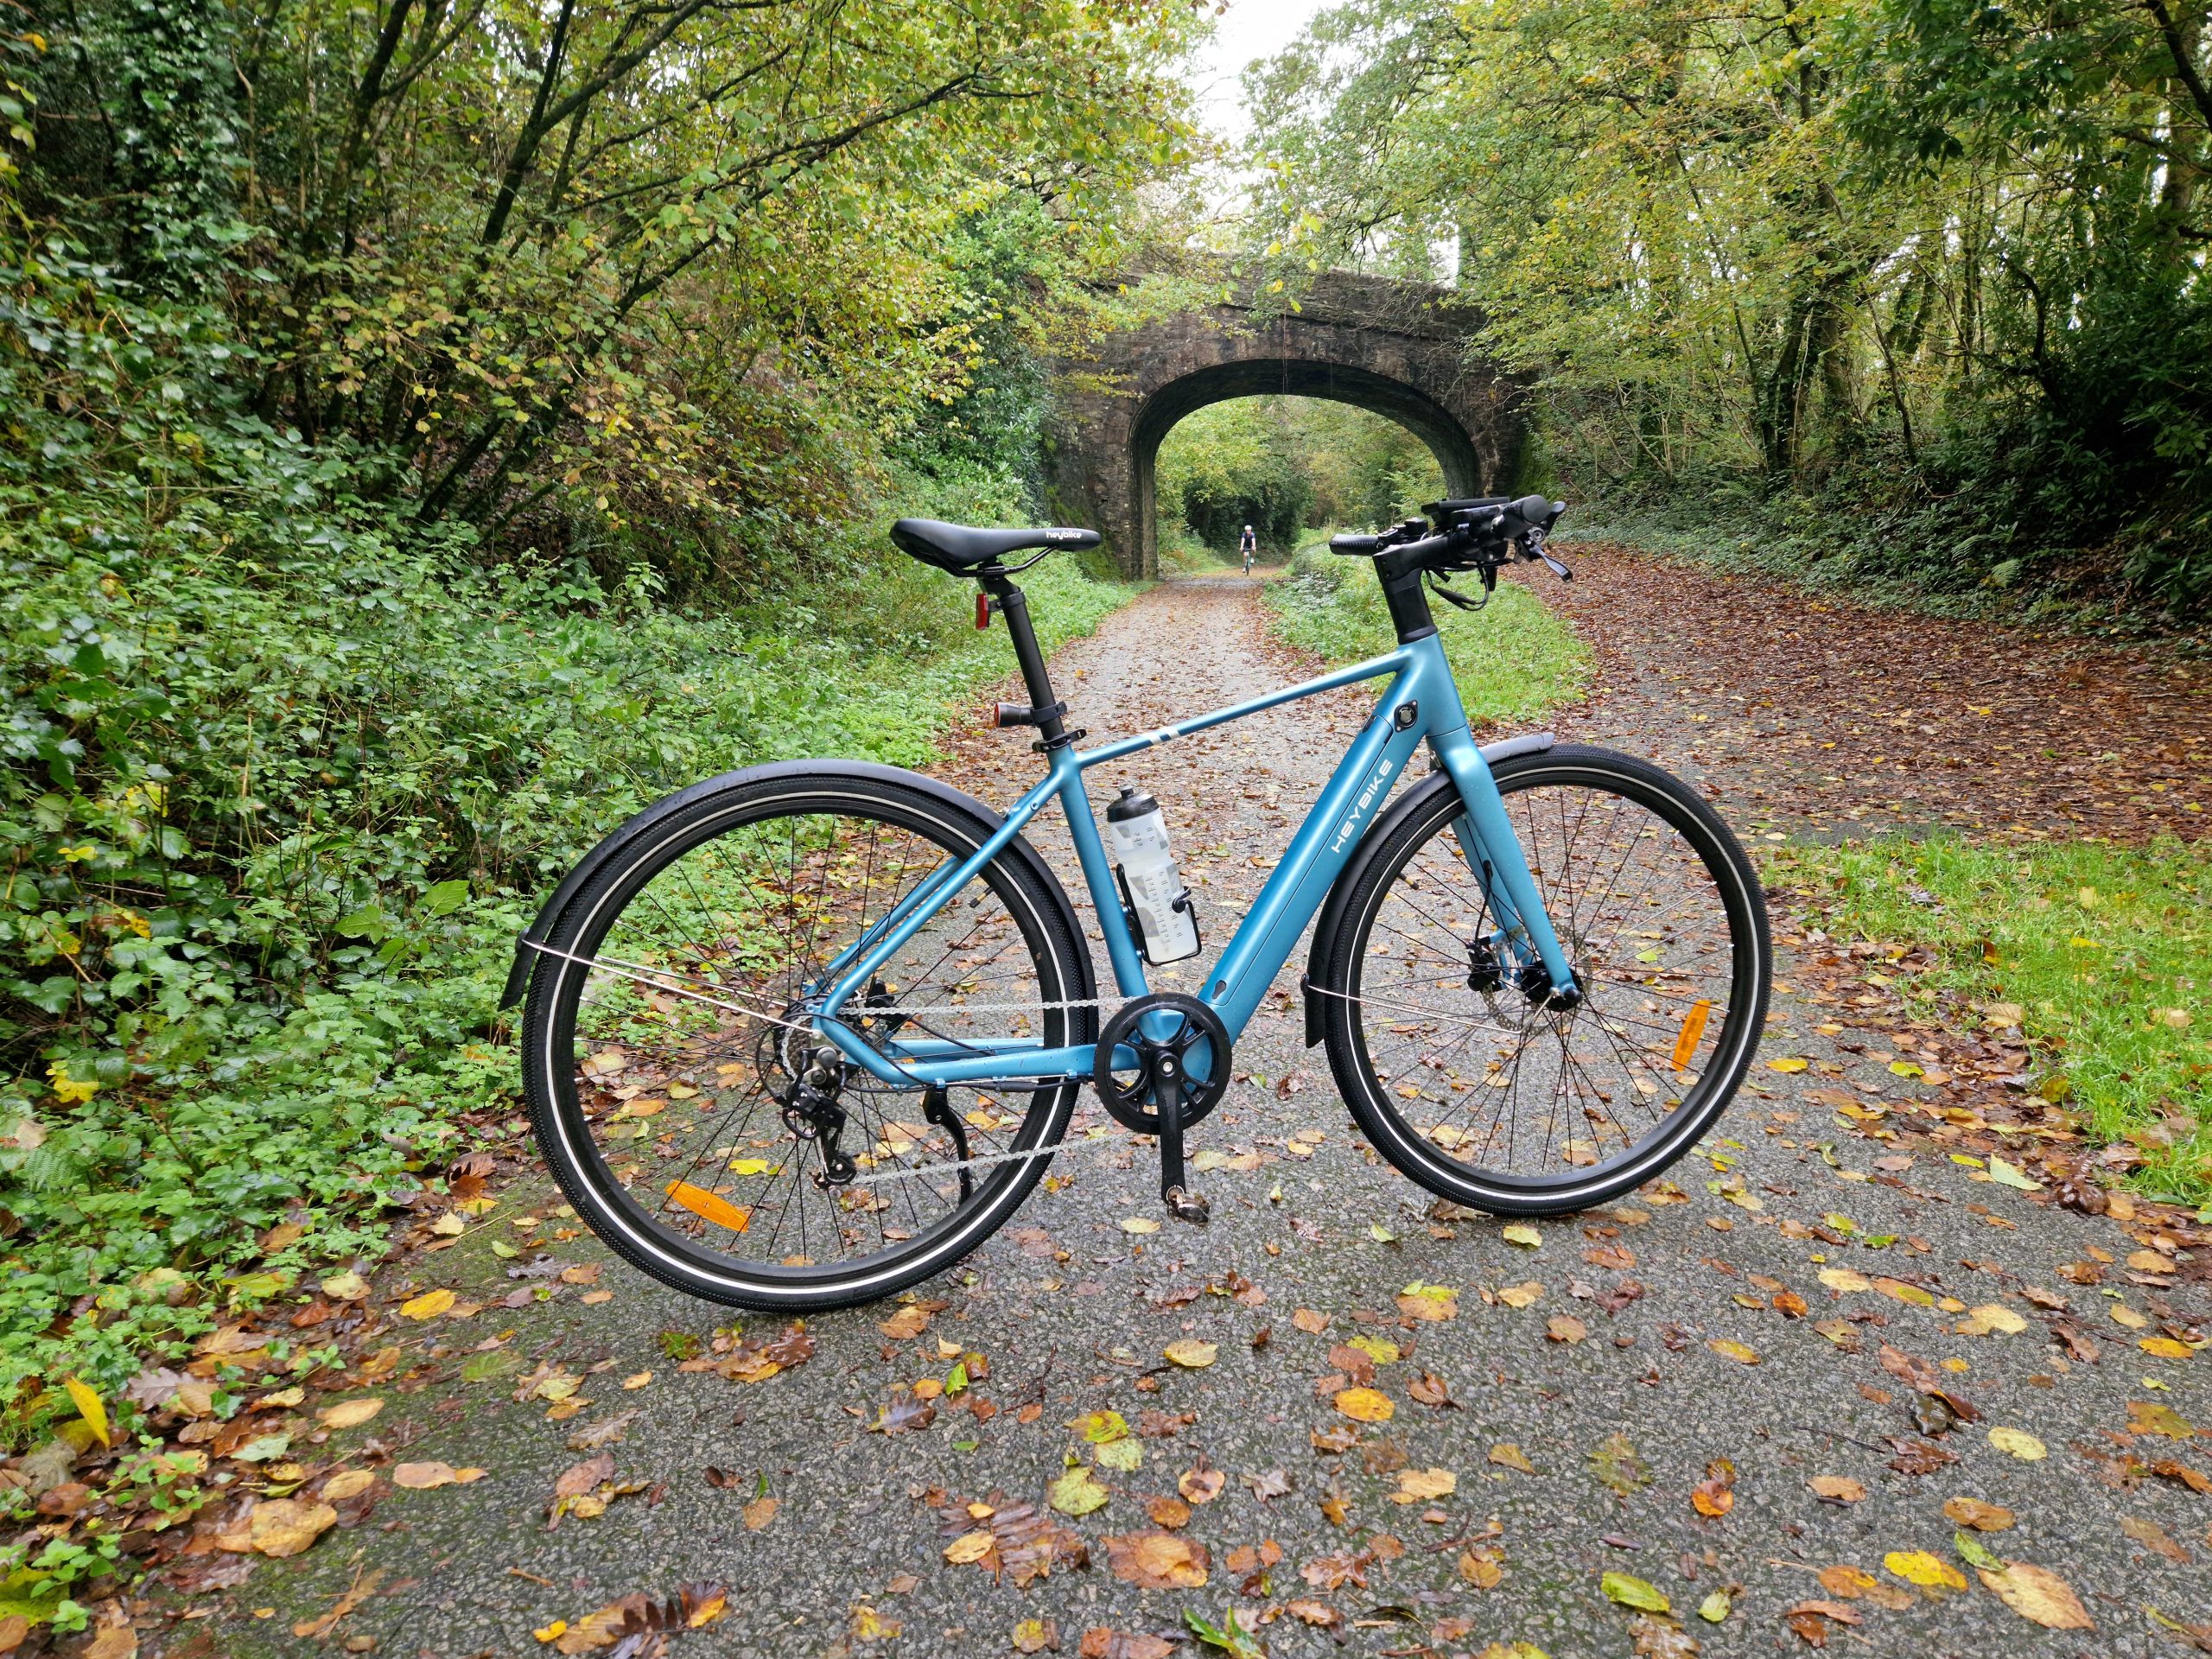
xmin=1346 ymin=1334 xmax=1399 ymax=1363
xmin=944 ymin=1529 xmax=995 ymax=1564
xmin=63 ymin=1377 xmax=108 ymax=1446
xmin=1497 ymin=1280 xmax=1542 ymax=1308
xmin=1956 ymin=1304 xmax=2027 ymax=1337
xmin=1488 ymin=1443 xmax=1536 ymax=1474
xmin=1394 ymin=1466 xmax=1455 ymax=1503
xmin=2139 ymin=1337 xmax=2194 ymax=1359
xmin=534 ymin=1622 xmax=568 ymax=1643
xmin=1707 ymin=1338 xmax=1760 ymax=1364
xmin=322 ymin=1469 xmax=376 ymax=1502
xmin=1885 ymin=1550 xmax=1967 ymax=1592
xmin=1501 ymin=1223 xmax=1541 ymax=1247
xmin=1164 ymin=1339 xmax=1217 ymax=1369
xmin=728 ymin=1158 xmax=779 ymax=1176
xmin=1978 ymin=1562 xmax=2094 ymax=1630
xmin=316 ymin=1397 xmax=383 ymax=1430
xmin=1120 ymin=1217 xmax=1160 ymax=1235
xmin=1987 ymin=1427 xmax=2047 ymax=1460
xmin=1818 ymin=1268 xmax=1872 ymax=1293
xmin=664 ymin=1182 xmax=749 ymax=1232
xmin=1333 ymin=1386 xmax=1395 ymax=1422
xmin=1766 ymin=1057 xmax=1809 ymax=1073
xmin=250 ymin=1498 xmax=338 ymax=1559
xmin=399 ymin=1288 xmax=454 ymax=1320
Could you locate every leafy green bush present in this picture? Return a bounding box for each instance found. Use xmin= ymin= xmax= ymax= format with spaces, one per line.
xmin=0 ymin=238 xmax=1130 ymax=1417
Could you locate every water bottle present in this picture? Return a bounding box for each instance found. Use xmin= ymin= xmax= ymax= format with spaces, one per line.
xmin=1105 ymin=786 xmax=1199 ymax=963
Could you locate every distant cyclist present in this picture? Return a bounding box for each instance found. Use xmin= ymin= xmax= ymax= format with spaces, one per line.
xmin=1239 ymin=524 xmax=1256 ymax=573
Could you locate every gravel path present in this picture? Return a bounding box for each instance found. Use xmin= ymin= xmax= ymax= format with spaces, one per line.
xmin=176 ymin=572 xmax=2208 ymax=1659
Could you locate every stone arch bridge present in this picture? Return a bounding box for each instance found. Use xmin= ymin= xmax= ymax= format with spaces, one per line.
xmin=1045 ymin=270 xmax=1521 ymax=578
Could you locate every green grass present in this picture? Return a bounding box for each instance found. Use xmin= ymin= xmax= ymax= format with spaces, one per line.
xmin=1264 ymin=540 xmax=1593 ymax=728
xmin=1765 ymin=836 xmax=2212 ymax=1207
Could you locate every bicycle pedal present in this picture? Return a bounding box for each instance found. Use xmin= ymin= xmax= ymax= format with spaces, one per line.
xmin=1162 ymin=1186 xmax=1211 ymax=1225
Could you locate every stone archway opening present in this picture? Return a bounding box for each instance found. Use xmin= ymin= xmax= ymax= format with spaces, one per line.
xmin=1046 ymin=270 xmax=1519 ymax=577
xmin=1135 ymin=362 xmax=1482 ymax=574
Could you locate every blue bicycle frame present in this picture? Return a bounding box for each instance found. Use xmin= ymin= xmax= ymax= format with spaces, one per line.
xmin=805 ymin=629 xmax=1577 ymax=1091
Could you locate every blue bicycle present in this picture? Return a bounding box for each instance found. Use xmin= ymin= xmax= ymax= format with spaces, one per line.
xmin=506 ymin=497 xmax=1771 ymax=1308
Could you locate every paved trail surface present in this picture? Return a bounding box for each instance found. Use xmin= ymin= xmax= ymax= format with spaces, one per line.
xmin=185 ymin=569 xmax=2208 ymax=1659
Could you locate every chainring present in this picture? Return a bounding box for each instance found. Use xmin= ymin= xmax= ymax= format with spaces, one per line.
xmin=1092 ymin=992 xmax=1231 ymax=1135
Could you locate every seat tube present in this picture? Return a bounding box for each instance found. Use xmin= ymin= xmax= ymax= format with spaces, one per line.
xmin=1429 ymin=726 xmax=1578 ymax=996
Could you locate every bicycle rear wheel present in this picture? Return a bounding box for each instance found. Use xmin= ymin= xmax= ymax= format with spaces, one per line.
xmin=518 ymin=765 xmax=1094 ymax=1310
xmin=1317 ymin=744 xmax=1770 ymax=1213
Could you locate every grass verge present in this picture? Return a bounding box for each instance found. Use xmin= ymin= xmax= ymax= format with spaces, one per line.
xmin=1263 ymin=541 xmax=1592 ymax=727
xmin=1765 ymin=836 xmax=2211 ymax=1207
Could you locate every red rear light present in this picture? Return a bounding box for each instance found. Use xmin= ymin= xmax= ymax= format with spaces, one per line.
xmin=976 ymin=593 xmax=990 ymax=630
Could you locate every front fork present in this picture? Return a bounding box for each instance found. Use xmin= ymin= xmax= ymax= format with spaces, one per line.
xmin=1428 ymin=729 xmax=1580 ymax=1005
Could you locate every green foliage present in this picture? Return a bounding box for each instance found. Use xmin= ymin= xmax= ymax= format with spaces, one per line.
xmin=1245 ymin=0 xmax=2211 ymax=617
xmin=1156 ymin=397 xmax=1446 ymax=552
xmin=1267 ymin=542 xmax=1591 ymax=728
xmin=1767 ymin=836 xmax=2211 ymax=1205
xmin=0 ymin=199 xmax=1133 ymax=1417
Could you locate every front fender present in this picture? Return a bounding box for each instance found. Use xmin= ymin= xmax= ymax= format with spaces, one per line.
xmin=1300 ymin=731 xmax=1554 ymax=1044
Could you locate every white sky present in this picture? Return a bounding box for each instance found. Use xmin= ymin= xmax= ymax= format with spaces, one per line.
xmin=1185 ymin=0 xmax=1332 ymax=148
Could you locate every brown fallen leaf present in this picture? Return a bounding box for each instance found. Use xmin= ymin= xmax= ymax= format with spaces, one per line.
xmin=2120 ymin=1514 xmax=2190 ymax=1563
xmin=877 ymin=1305 xmax=929 ymax=1340
xmin=1293 ymin=1307 xmax=1329 ymax=1334
xmin=1284 ymin=1598 xmax=1341 ymax=1628
xmin=1978 ymin=1562 xmax=2093 ymax=1630
xmin=1102 ymin=1530 xmax=1209 ymax=1589
xmin=1488 ymin=1443 xmax=1535 ymax=1474
xmin=1010 ymin=1618 xmax=1058 ymax=1656
xmin=1145 ymin=1495 xmax=1190 ymax=1529
xmin=743 ymin=1496 xmax=779 ymax=1532
xmin=249 ymin=1498 xmax=337 ymax=1559
xmin=1177 ymin=1466 xmax=1226 ymax=1504
xmin=1077 ymin=1631 xmax=1173 ymax=1659
xmin=1807 ymin=1476 xmax=1865 ymax=1504
xmin=1547 ymin=1315 xmax=1588 ymax=1344
xmin=321 ymin=1469 xmax=377 ymax=1503
xmin=555 ymin=1453 xmax=614 ymax=1502
xmin=316 ymin=1396 xmax=383 ymax=1430
xmin=391 ymin=1461 xmax=486 ymax=1490
xmin=1942 ymin=1496 xmax=2014 ymax=1530
xmin=292 ymin=1565 xmax=384 ymax=1639
xmin=1691 ymin=1458 xmax=1736 ymax=1517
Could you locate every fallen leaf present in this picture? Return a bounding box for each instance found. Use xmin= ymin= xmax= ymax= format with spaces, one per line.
xmin=1808 ymin=1476 xmax=1865 ymax=1503
xmin=250 ymin=1498 xmax=337 ymax=1558
xmin=321 ymin=1469 xmax=377 ymax=1502
xmin=1048 ymin=1467 xmax=1109 ymax=1517
xmin=1591 ymin=1433 xmax=1650 ymax=1497
xmin=1333 ymin=1386 xmax=1393 ymax=1422
xmin=399 ymin=1288 xmax=455 ymax=1320
xmin=1956 ymin=1304 xmax=2027 ymax=1338
xmin=1768 ymin=1057 xmax=1809 ymax=1073
xmin=1502 ymin=1223 xmax=1542 ymax=1248
xmin=1292 ymin=1308 xmax=1328 ymax=1334
xmin=944 ymin=1529 xmax=995 ymax=1565
xmin=2120 ymin=1514 xmax=2189 ymax=1563
xmin=1146 ymin=1495 xmax=1191 ymax=1528
xmin=2140 ymin=1337 xmax=2196 ymax=1360
xmin=1942 ymin=1497 xmax=2014 ymax=1530
xmin=1177 ymin=1467 xmax=1225 ymax=1504
xmin=1459 ymin=1547 xmax=1503 ymax=1588
xmin=1601 ymin=1571 xmax=1670 ymax=1613
xmin=1986 ymin=1427 xmax=2046 ymax=1461
xmin=1978 ymin=1562 xmax=2093 ymax=1630
xmin=1497 ymin=1280 xmax=1542 ymax=1308
xmin=1077 ymin=1631 xmax=1173 ymax=1659
xmin=878 ymin=1306 xmax=930 ymax=1340
xmin=1691 ymin=1459 xmax=1736 ymax=1517
xmin=743 ymin=1496 xmax=778 ymax=1532
xmin=62 ymin=1378 xmax=108 ymax=1447
xmin=1488 ymin=1443 xmax=1536 ymax=1474
xmin=1120 ymin=1217 xmax=1160 ymax=1235
xmin=2128 ymin=1400 xmax=2196 ymax=1439
xmin=1885 ymin=1550 xmax=1967 ymax=1593
xmin=1393 ymin=1466 xmax=1455 ymax=1503
xmin=391 ymin=1461 xmax=485 ymax=1490
xmin=1011 ymin=1619 xmax=1057 ymax=1655
xmin=1547 ymin=1315 xmax=1587 ymax=1344
xmin=317 ymin=1397 xmax=383 ymax=1430
xmin=1163 ymin=1339 xmax=1217 ymax=1369
xmin=1102 ymin=1530 xmax=1209 ymax=1589
xmin=291 ymin=1566 xmax=385 ymax=1640
xmin=1707 ymin=1338 xmax=1759 ymax=1365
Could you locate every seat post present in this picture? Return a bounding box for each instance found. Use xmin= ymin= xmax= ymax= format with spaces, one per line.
xmin=981 ymin=571 xmax=1071 ymax=747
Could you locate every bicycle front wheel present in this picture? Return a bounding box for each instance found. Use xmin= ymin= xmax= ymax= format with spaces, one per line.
xmin=1318 ymin=744 xmax=1770 ymax=1213
xmin=518 ymin=765 xmax=1095 ymax=1310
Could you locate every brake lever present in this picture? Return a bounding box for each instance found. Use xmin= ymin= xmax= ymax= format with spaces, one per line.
xmin=1524 ymin=528 xmax=1573 ymax=582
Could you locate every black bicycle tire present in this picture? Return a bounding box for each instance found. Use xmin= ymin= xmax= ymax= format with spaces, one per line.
xmin=519 ymin=765 xmax=1096 ymax=1310
xmin=1318 ymin=744 xmax=1770 ymax=1214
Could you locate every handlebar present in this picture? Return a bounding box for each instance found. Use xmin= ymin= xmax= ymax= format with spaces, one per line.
xmin=1329 ymin=493 xmax=1567 ymax=571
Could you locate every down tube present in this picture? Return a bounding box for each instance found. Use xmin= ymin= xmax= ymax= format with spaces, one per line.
xmin=1205 ymin=679 xmax=1433 ymax=1033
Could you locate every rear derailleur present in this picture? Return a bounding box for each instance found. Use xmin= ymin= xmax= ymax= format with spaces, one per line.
xmin=1092 ymin=993 xmax=1232 ymax=1225
xmin=781 ymin=1046 xmax=856 ymax=1188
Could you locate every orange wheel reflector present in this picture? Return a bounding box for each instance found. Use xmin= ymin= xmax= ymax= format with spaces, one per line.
xmin=1670 ymin=999 xmax=1713 ymax=1071
xmin=665 ymin=1181 xmax=750 ymax=1232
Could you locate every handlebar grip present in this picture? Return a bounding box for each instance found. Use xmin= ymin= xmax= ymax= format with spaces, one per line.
xmin=1508 ymin=494 xmax=1555 ymax=525
xmin=1329 ymin=533 xmax=1381 ymax=556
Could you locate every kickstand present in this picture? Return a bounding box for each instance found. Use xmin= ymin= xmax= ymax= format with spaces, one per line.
xmin=1155 ymin=1095 xmax=1210 ymax=1224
